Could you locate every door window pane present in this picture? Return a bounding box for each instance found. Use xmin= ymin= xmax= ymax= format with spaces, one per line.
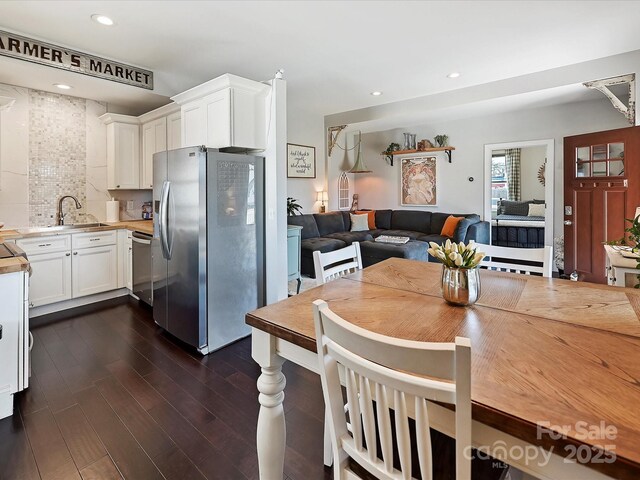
xmin=609 ymin=160 xmax=624 ymax=176
xmin=576 ymin=147 xmax=590 ymax=161
xmin=592 ymin=145 xmax=607 ymax=161
xmin=592 ymin=162 xmax=607 ymax=176
xmin=576 ymin=161 xmax=590 ymax=177
xmin=608 ymin=142 xmax=624 ymax=159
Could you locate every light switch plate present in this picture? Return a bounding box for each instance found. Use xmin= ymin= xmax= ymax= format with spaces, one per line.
xmin=126 ymin=200 xmax=134 ymax=211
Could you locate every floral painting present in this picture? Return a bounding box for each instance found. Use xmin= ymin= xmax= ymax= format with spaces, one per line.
xmin=400 ymin=156 xmax=437 ymax=206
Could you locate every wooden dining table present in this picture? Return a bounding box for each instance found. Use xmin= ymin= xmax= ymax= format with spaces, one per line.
xmin=245 ymin=258 xmax=640 ymax=480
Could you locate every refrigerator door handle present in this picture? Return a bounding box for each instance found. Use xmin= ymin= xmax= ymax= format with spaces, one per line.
xmin=159 ymin=181 xmax=171 ymax=259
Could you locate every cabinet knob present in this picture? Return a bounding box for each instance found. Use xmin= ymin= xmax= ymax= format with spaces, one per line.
xmin=116 ymin=185 xmax=120 ymax=188
xmin=73 ymin=251 xmax=78 ymax=255
xmin=29 ymin=302 xmax=34 ymax=308
xmin=66 ymin=252 xmax=71 ymax=256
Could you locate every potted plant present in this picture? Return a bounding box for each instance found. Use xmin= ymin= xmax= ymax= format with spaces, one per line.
xmin=428 ymin=240 xmax=486 ymax=305
xmin=381 ymin=142 xmax=401 ymax=165
xmin=606 ymin=216 xmax=640 ymax=288
xmin=287 ymin=197 xmax=302 ymax=216
xmin=434 ymin=134 xmax=449 ymax=147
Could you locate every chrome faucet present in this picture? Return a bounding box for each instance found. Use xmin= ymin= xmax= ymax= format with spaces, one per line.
xmin=57 ymin=195 xmax=82 ymax=225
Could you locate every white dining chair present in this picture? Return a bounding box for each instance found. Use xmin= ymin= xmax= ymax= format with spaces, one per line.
xmin=313 ymin=242 xmax=363 ymax=286
xmin=313 ymin=299 xmax=472 ymax=480
xmin=476 ymin=243 xmax=552 ymax=277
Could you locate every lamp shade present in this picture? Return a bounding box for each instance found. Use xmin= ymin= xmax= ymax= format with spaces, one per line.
xmin=322 ymin=191 xmax=328 ymax=202
xmin=349 ymin=132 xmax=372 ymax=174
xmin=317 ymin=191 xmax=328 ymax=202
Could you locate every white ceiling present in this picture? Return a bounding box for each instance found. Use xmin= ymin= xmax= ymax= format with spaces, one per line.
xmin=0 ymin=1 xmax=640 ymax=117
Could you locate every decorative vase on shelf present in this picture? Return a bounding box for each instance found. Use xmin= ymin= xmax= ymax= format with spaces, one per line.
xmin=403 ymin=132 xmax=412 ymax=150
xmin=441 ymin=266 xmax=481 ymax=306
xmin=409 ymin=133 xmax=417 ymax=150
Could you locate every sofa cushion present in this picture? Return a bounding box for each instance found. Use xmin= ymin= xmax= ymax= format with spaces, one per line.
xmin=355 ymin=210 xmax=376 ymax=229
xmin=313 ymin=211 xmax=346 ymax=236
xmin=380 ymin=229 xmax=423 ymax=240
xmin=287 ymin=214 xmax=319 ymax=239
xmin=453 ymin=215 xmax=480 ymax=243
xmin=390 ymin=210 xmax=432 ymax=234
xmin=417 ymin=234 xmax=449 ymax=246
xmin=375 ymin=210 xmax=393 ymax=230
xmin=350 ymin=213 xmax=370 ymax=232
xmin=441 ymin=215 xmax=464 ymax=237
xmin=430 ymin=213 xmax=451 ymax=236
xmin=340 ymin=211 xmax=351 ymax=231
xmin=359 ymin=240 xmax=428 ymax=266
xmin=300 ymin=237 xmax=347 ymax=257
xmin=325 ymin=231 xmax=373 ymax=244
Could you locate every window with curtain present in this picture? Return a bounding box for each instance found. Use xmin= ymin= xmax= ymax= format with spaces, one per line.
xmin=505 ymin=148 xmax=521 ymax=201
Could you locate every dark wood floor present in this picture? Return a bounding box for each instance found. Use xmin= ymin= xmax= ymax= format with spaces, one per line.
xmin=0 ymin=298 xmax=330 ymax=480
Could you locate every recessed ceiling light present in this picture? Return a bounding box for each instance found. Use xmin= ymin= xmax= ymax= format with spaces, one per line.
xmin=447 ymin=72 xmax=460 ymax=79
xmin=53 ymin=84 xmax=72 ymax=90
xmin=370 ymin=91 xmax=383 ymax=96
xmin=91 ymin=14 xmax=114 ymax=26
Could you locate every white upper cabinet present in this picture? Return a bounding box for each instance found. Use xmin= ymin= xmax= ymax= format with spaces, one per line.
xmin=141 ymin=117 xmax=167 ymax=190
xmin=166 ymin=111 xmax=182 ymax=151
xmin=101 ymin=104 xmax=179 ymax=190
xmin=171 ymin=74 xmax=269 ymax=150
xmin=101 ymin=114 xmax=140 ymax=190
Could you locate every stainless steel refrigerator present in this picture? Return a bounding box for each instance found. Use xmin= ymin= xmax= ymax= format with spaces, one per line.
xmin=152 ymin=146 xmax=264 ymax=354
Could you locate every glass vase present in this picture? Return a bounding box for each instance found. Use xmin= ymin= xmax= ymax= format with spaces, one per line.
xmin=441 ymin=266 xmax=481 ymax=306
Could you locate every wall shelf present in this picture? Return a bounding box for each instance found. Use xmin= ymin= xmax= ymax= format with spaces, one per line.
xmin=384 ymin=147 xmax=455 ymax=165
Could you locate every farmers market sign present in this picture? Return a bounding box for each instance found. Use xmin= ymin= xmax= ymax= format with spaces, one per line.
xmin=0 ymin=30 xmax=153 ymax=90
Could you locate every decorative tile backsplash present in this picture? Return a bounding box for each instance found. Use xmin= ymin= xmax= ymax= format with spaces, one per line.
xmin=29 ymin=90 xmax=88 ymax=226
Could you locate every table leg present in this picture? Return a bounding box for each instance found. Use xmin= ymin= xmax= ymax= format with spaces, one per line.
xmin=252 ymin=328 xmax=287 ymax=480
xmin=296 ymin=277 xmax=302 ymax=295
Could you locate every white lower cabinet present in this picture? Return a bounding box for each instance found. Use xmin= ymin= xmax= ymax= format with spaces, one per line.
xmin=125 ymin=232 xmax=133 ymax=291
xmin=21 ymin=230 xmax=127 ymax=308
xmin=25 ymin=250 xmax=72 ymax=307
xmin=71 ymin=245 xmax=118 ymax=298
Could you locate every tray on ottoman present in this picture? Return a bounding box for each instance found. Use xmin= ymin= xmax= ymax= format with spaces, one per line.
xmin=359 ymin=239 xmax=428 ymax=267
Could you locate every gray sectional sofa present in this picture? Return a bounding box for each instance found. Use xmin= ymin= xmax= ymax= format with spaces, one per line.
xmin=288 ymin=210 xmax=489 ymax=277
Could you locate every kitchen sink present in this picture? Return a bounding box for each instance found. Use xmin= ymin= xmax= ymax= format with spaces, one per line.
xmin=16 ymin=223 xmax=113 ymax=235
xmin=38 ymin=223 xmax=111 ymax=231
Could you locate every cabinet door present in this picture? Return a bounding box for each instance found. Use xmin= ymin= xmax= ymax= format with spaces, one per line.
xmin=72 ymin=245 xmax=118 ymax=298
xmin=204 ymin=88 xmax=232 ymax=148
xmin=28 ymin=251 xmax=72 ymax=307
xmin=166 ymin=111 xmax=182 ymax=150
xmin=108 ymin=123 xmax=140 ymax=189
xmin=182 ymin=102 xmax=206 ymax=147
xmin=141 ymin=118 xmax=167 ymax=190
xmin=125 ymin=234 xmax=133 ymax=290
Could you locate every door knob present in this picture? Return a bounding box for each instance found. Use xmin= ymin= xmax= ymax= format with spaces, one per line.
xmin=564 ymin=220 xmax=573 ymax=226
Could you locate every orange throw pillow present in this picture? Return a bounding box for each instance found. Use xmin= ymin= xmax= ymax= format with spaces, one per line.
xmin=441 ymin=215 xmax=463 ymax=238
xmin=355 ymin=210 xmax=376 ymax=229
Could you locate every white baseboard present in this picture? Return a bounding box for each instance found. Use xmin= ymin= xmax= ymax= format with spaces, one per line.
xmin=29 ymin=289 xmax=131 ymax=318
xmin=0 ymin=386 xmax=13 ymax=420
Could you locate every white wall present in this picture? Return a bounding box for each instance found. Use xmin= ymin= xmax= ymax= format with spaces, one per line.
xmin=348 ymin=97 xmax=627 ymax=241
xmin=519 ymin=145 xmax=546 ymax=201
xmin=286 ymin=105 xmax=325 ymax=213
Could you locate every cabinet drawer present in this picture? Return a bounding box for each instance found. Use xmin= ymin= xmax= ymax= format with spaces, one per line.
xmin=16 ymin=235 xmax=71 ymax=255
xmin=72 ymin=230 xmax=117 ymax=249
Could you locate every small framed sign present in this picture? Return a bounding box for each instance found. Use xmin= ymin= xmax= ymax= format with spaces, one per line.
xmin=287 ymin=144 xmax=316 ymax=178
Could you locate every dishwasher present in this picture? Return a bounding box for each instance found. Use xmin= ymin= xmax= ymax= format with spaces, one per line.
xmin=132 ymin=231 xmax=153 ymax=306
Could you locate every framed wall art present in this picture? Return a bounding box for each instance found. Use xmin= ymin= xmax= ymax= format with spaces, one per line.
xmin=287 ymin=143 xmax=316 ymax=178
xmin=400 ymin=156 xmax=437 ymax=206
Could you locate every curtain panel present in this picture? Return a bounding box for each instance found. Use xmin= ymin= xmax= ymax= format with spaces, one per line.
xmin=505 ymin=148 xmax=521 ymax=201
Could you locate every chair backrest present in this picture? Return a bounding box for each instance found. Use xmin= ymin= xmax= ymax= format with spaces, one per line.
xmin=313 ymin=242 xmax=363 ymax=286
xmin=313 ymin=300 xmax=471 ymax=480
xmin=476 ymin=243 xmax=552 ymax=277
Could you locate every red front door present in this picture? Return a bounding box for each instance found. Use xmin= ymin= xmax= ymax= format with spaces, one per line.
xmin=564 ymin=126 xmax=640 ymax=283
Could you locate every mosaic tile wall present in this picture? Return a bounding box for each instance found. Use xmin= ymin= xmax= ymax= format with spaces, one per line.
xmin=29 ymin=90 xmax=87 ymax=226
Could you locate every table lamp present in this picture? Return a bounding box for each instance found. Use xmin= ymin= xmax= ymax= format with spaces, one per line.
xmin=317 ymin=191 xmax=328 ymax=213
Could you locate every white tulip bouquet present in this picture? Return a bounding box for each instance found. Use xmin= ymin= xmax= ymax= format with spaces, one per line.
xmin=428 ymin=239 xmax=486 ymax=269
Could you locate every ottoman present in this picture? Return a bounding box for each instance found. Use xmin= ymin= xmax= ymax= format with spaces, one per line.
xmin=359 ymin=240 xmax=429 ymax=267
